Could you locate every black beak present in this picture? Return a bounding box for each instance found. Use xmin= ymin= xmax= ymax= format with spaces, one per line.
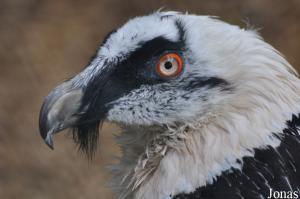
xmin=39 ymin=81 xmax=84 ymax=149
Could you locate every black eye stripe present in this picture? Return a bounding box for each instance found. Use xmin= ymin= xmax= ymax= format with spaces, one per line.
xmin=130 ymin=37 xmax=183 ymax=62
xmin=181 ymin=77 xmax=231 ymax=90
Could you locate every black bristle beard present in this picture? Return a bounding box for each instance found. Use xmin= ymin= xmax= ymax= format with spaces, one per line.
xmin=72 ymin=121 xmax=102 ymax=159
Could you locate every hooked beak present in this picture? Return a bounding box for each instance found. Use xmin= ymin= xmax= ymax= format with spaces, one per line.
xmin=39 ymin=81 xmax=84 ymax=149
xmin=39 ymin=63 xmax=130 ymax=155
xmin=39 ymin=65 xmax=115 ymax=154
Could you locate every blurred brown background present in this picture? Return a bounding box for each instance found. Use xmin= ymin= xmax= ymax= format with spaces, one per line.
xmin=0 ymin=0 xmax=299 ymax=198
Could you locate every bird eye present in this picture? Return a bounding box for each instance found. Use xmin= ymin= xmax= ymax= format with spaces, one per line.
xmin=156 ymin=53 xmax=183 ymax=78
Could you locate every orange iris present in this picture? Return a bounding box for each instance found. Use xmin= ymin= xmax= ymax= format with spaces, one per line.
xmin=156 ymin=53 xmax=183 ymax=78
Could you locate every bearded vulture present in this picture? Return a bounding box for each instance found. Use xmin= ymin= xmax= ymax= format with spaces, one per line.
xmin=39 ymin=11 xmax=300 ymax=199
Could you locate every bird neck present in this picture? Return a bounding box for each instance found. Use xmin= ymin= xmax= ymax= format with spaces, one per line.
xmin=110 ymin=76 xmax=300 ymax=199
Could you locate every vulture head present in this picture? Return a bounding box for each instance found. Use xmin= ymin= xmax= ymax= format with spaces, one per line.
xmin=39 ymin=11 xmax=300 ymax=198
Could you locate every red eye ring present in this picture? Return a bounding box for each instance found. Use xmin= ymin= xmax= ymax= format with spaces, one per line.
xmin=156 ymin=53 xmax=183 ymax=78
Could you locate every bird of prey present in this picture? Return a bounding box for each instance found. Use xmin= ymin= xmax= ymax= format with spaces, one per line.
xmin=39 ymin=11 xmax=300 ymax=199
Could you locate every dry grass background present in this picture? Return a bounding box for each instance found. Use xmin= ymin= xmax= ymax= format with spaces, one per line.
xmin=0 ymin=0 xmax=299 ymax=199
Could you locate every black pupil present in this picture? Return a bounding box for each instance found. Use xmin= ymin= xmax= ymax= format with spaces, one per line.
xmin=164 ymin=61 xmax=173 ymax=70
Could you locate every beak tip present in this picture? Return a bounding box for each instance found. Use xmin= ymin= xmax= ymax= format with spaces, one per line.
xmin=44 ymin=133 xmax=54 ymax=150
xmin=45 ymin=141 xmax=54 ymax=150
